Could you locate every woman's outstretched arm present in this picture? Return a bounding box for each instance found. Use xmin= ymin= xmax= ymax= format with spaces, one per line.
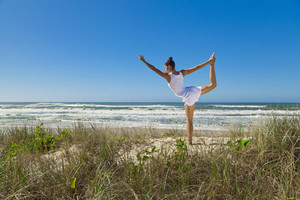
xmin=181 ymin=53 xmax=215 ymax=77
xmin=138 ymin=54 xmax=168 ymax=79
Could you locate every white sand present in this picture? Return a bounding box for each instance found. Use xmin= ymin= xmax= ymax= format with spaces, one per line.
xmin=116 ymin=135 xmax=252 ymax=164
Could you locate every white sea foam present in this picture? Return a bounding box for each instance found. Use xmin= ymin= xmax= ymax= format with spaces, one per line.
xmin=0 ymin=103 xmax=299 ymax=132
xmin=213 ymin=105 xmax=268 ymax=108
xmin=21 ymin=103 xmax=179 ymax=109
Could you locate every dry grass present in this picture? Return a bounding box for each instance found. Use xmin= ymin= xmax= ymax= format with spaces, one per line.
xmin=0 ymin=113 xmax=299 ymax=199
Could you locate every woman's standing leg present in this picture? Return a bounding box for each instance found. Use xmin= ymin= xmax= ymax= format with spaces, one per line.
xmin=185 ymin=103 xmax=195 ymax=145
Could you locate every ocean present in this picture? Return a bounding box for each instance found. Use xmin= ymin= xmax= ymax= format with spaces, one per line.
xmin=0 ymin=102 xmax=299 ymax=131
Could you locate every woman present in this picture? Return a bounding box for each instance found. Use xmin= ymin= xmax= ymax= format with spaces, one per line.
xmin=138 ymin=53 xmax=217 ymax=145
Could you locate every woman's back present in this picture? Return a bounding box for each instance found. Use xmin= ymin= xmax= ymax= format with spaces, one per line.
xmin=167 ymin=70 xmax=202 ymax=107
xmin=167 ymin=71 xmax=185 ymax=97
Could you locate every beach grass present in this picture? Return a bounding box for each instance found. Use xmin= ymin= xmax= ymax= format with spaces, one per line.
xmin=0 ymin=113 xmax=299 ymax=199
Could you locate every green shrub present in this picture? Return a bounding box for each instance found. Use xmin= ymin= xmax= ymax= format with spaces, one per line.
xmin=3 ymin=123 xmax=72 ymax=159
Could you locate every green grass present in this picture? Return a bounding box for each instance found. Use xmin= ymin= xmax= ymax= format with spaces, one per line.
xmin=0 ymin=113 xmax=299 ymax=199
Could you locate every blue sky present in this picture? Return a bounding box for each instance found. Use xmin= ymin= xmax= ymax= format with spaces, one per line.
xmin=0 ymin=0 xmax=299 ymax=102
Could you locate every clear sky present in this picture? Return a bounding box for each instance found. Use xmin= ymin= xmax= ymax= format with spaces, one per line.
xmin=0 ymin=0 xmax=299 ymax=102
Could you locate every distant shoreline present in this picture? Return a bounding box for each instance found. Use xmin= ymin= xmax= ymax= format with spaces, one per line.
xmin=0 ymin=101 xmax=299 ymax=103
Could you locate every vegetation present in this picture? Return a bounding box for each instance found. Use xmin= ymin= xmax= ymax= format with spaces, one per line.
xmin=0 ymin=113 xmax=299 ymax=199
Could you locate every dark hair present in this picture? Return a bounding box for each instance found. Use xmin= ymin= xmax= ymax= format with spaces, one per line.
xmin=165 ymin=57 xmax=175 ymax=69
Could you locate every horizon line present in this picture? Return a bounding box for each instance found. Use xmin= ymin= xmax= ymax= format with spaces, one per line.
xmin=0 ymin=101 xmax=299 ymax=104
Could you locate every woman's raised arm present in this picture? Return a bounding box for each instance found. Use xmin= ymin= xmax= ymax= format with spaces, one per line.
xmin=181 ymin=53 xmax=215 ymax=77
xmin=138 ymin=54 xmax=168 ymax=79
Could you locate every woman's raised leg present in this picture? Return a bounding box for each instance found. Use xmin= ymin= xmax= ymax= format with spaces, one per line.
xmin=185 ymin=103 xmax=195 ymax=145
xmin=201 ymin=60 xmax=217 ymax=95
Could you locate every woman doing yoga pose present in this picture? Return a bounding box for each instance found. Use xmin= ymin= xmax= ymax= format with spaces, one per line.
xmin=138 ymin=53 xmax=217 ymax=145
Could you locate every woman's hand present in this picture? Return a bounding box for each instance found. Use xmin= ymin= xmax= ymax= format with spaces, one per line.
xmin=208 ymin=52 xmax=216 ymax=64
xmin=138 ymin=54 xmax=145 ymax=62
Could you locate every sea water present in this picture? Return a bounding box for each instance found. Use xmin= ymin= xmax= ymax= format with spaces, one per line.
xmin=0 ymin=102 xmax=299 ymax=131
